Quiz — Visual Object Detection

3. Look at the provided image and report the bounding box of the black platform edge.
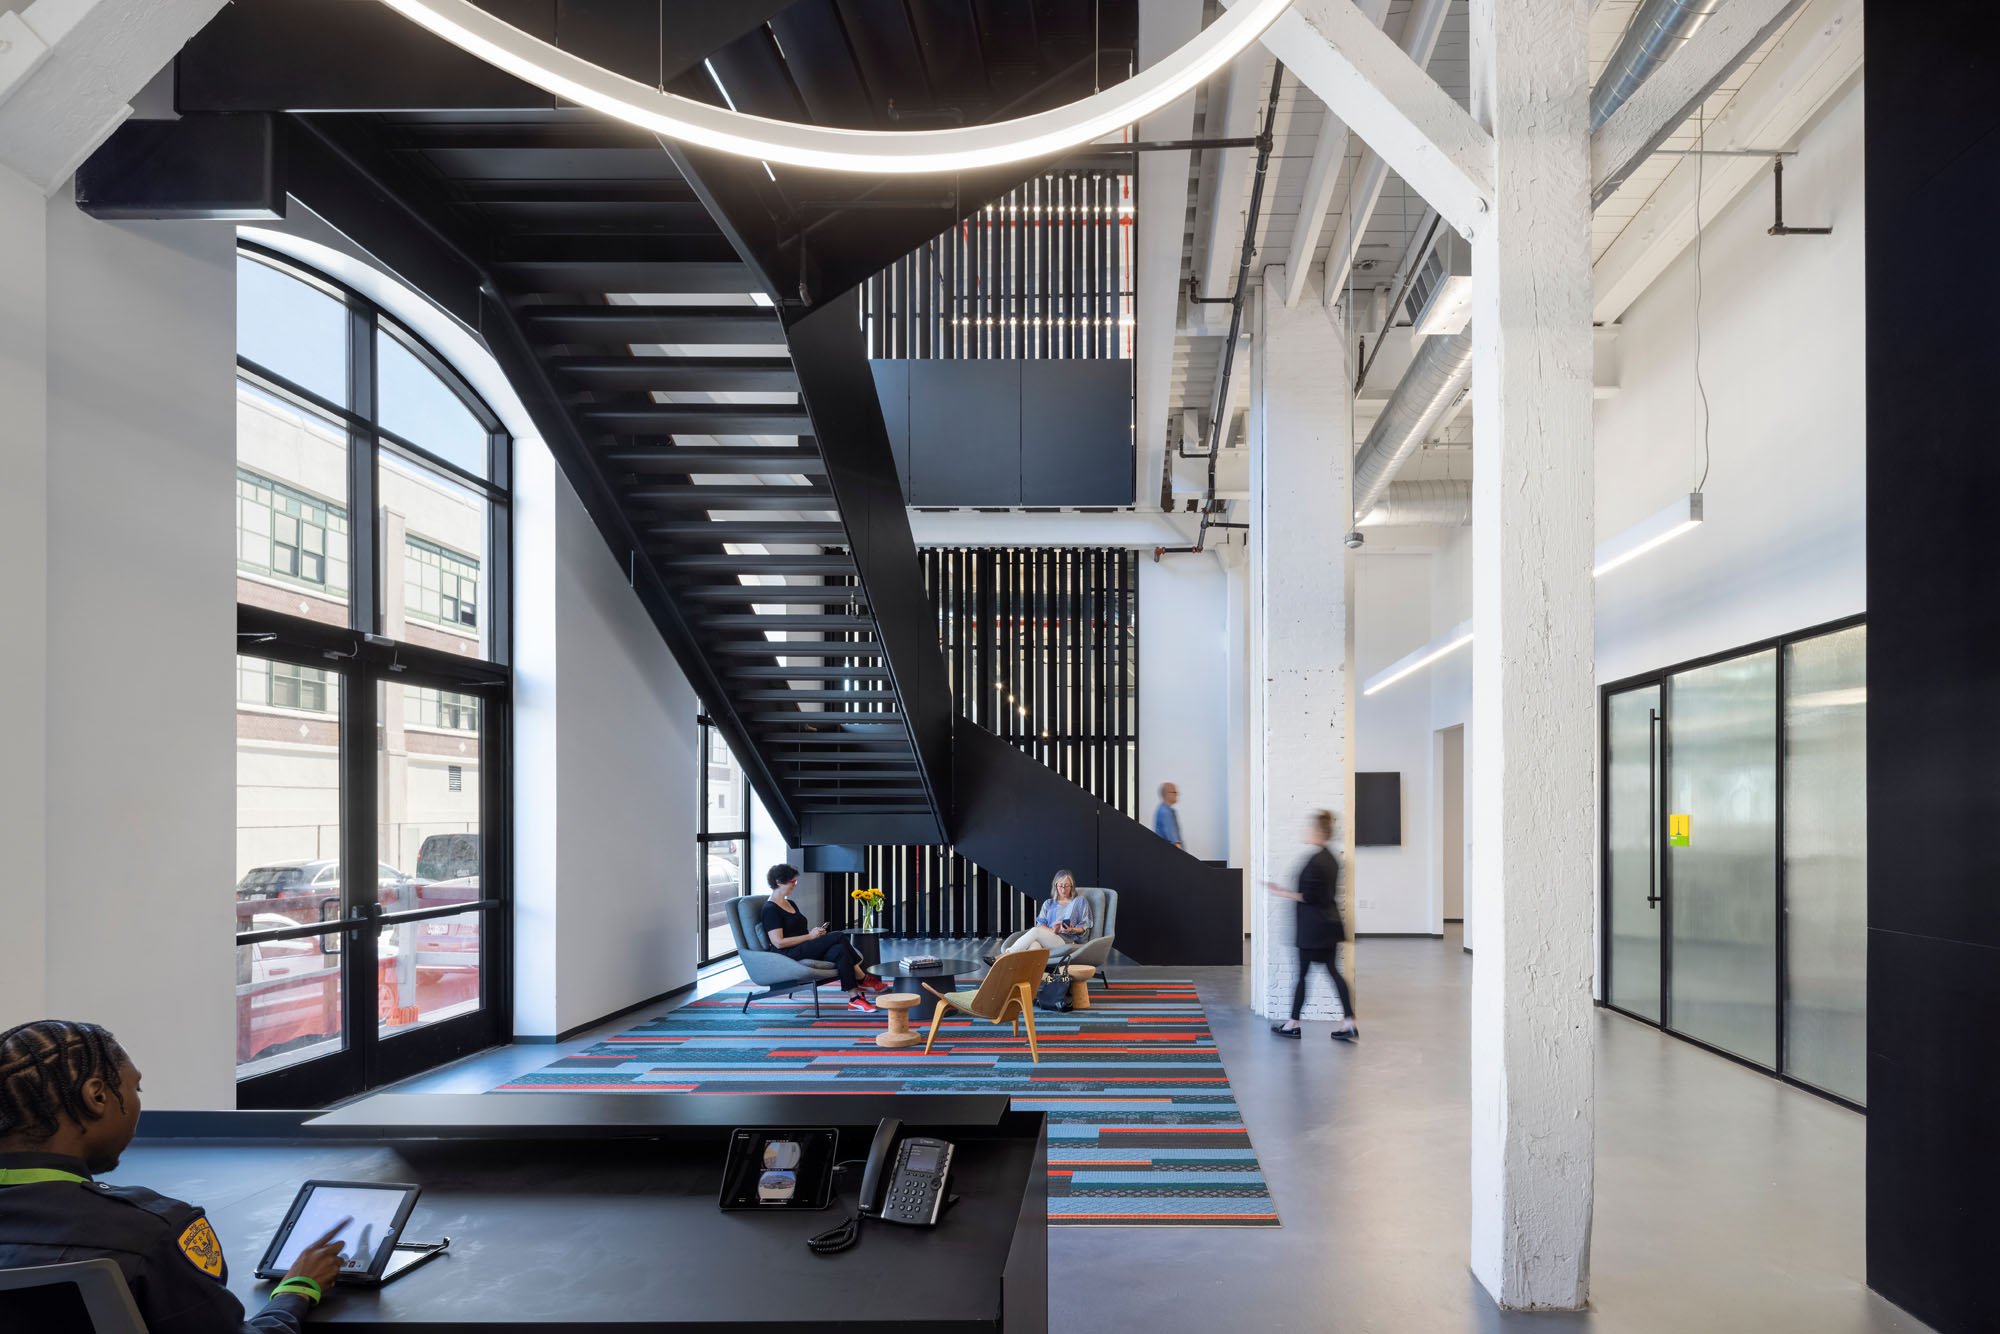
[515,979,700,1044]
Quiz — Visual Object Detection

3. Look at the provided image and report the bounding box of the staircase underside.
[134,0,1244,963]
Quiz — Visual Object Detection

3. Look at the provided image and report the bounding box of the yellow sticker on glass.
[177,1217,226,1278]
[1668,814,1691,848]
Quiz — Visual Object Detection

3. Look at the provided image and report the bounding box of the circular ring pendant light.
[378,0,1291,175]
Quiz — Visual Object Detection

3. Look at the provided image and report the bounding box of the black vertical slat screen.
[842,547,1139,936]
[861,173,1134,360]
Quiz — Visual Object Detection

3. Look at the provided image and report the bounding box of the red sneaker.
[847,995,879,1014]
[863,976,892,993]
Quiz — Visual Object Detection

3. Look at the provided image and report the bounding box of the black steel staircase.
[121,0,1242,961]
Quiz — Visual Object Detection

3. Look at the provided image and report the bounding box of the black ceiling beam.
[604,444,824,473]
[175,0,793,113]
[559,358,800,393]
[522,305,784,346]
[75,114,284,221]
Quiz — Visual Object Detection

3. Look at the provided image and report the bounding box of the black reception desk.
[119,1093,1047,1333]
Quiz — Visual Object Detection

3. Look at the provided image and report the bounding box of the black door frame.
[1596,611,1867,1113]
[234,245,513,1108]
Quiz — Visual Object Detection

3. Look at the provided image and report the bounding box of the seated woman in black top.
[761,864,887,1013]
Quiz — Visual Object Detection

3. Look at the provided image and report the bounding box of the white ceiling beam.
[1133,0,1204,512]
[1273,0,1391,309]
[1318,0,1451,314]
[1592,0,1860,323]
[1238,0,1494,241]
[0,0,226,193]
[1591,0,1809,205]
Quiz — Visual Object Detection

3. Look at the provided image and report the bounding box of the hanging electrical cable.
[1694,103,1712,494]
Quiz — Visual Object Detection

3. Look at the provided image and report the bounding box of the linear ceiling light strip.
[377,0,1292,174]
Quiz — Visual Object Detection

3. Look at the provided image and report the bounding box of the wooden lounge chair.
[920,948,1051,1063]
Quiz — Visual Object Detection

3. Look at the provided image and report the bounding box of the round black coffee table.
[866,956,984,1025]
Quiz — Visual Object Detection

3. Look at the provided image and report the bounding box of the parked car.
[235,908,481,1066]
[414,833,480,908]
[234,860,423,931]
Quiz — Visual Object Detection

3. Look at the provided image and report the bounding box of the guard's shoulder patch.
[176,1216,227,1280]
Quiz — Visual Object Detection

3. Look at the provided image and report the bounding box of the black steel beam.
[76,114,283,220]
[556,358,799,392]
[622,484,831,510]
[522,305,784,345]
[176,0,791,112]
[785,290,957,833]
[495,259,754,293]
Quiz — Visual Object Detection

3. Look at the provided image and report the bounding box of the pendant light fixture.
[376,0,1294,176]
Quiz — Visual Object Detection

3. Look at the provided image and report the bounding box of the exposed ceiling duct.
[1358,479,1471,528]
[1589,0,1722,131]
[1346,0,1714,530]
[1350,331,1472,521]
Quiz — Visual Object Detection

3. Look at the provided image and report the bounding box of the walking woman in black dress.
[1266,809,1359,1041]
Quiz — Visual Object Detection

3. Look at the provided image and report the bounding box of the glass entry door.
[1600,619,1866,1107]
[1604,686,1663,1021]
[1664,651,1780,1066]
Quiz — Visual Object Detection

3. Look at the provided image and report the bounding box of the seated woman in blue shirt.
[1003,870,1092,955]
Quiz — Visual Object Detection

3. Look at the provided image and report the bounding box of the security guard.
[0,1020,347,1333]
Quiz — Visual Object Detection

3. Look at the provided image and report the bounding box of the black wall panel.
[869,359,913,495]
[1020,361,1135,505]
[1355,773,1402,847]
[906,361,1021,505]
[1865,4,2000,1330]
[874,360,1134,506]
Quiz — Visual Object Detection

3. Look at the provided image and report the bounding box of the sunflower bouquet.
[848,884,886,930]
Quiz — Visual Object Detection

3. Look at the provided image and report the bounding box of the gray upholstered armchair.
[727,893,840,1015]
[1001,885,1118,988]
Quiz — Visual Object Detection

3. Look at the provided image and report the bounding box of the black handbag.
[1034,971,1075,1012]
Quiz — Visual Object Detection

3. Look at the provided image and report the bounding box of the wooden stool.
[1066,966,1097,1010]
[876,993,924,1048]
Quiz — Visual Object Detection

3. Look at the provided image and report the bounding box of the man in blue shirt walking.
[1152,781,1183,850]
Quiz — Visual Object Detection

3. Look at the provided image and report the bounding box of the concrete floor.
[391,930,1928,1334]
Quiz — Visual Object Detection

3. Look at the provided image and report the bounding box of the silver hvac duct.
[1357,479,1471,528]
[1590,0,1722,131]
[1351,332,1472,521]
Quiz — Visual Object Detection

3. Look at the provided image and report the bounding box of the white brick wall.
[1247,272,1355,1020]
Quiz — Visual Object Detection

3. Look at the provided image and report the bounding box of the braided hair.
[0,1020,130,1144]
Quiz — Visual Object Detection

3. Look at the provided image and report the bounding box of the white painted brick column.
[1247,269,1355,1020]
[1466,0,1597,1309]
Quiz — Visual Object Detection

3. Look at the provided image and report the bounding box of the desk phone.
[858,1118,955,1227]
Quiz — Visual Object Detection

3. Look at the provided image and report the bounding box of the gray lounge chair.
[1000,885,1118,987]
[727,893,841,1016]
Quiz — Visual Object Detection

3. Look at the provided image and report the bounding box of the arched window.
[231,244,511,1107]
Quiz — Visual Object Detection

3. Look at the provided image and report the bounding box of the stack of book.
[898,955,941,971]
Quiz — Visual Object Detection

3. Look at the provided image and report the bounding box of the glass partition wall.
[1600,617,1867,1108]
[234,245,511,1108]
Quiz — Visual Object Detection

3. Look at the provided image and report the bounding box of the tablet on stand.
[255,1181,430,1287]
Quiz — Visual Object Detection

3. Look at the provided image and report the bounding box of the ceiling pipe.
[1190,62,1285,554]
[1345,0,1713,536]
[1357,479,1471,528]
[1349,332,1472,525]
[1590,0,1722,131]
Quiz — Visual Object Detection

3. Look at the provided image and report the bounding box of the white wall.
[1355,553,1437,934]
[1416,82,1867,956]
[1137,554,1230,860]
[0,165,50,1027]
[1595,83,1866,682]
[41,197,240,1108]
[543,477,700,1035]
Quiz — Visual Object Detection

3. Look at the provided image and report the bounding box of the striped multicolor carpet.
[496,978,1278,1228]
